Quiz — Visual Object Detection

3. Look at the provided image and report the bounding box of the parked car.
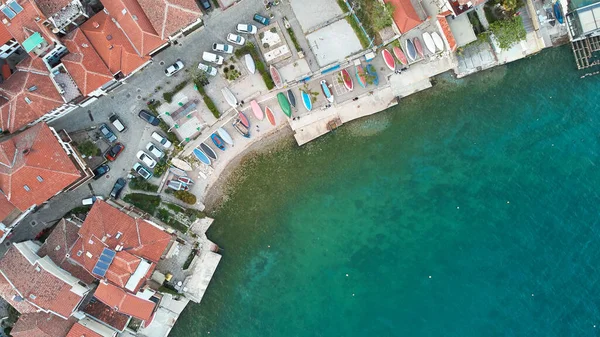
[133,163,153,180]
[236,23,257,34]
[165,60,184,76]
[99,124,117,143]
[253,13,270,25]
[227,33,246,46]
[138,109,160,126]
[146,142,165,158]
[212,43,234,54]
[92,164,110,179]
[202,52,224,65]
[136,151,157,169]
[110,178,126,199]
[151,132,172,149]
[109,114,127,132]
[82,196,103,205]
[105,143,125,161]
[198,62,218,76]
[199,0,211,10]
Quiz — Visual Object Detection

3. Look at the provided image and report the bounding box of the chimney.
[92,21,99,28]
[81,43,88,48]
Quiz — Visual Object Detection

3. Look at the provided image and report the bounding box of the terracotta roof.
[37,219,96,284]
[438,12,457,51]
[0,66,64,133]
[11,313,76,337]
[101,0,167,55]
[83,298,130,331]
[66,322,103,337]
[0,273,38,313]
[34,0,72,18]
[94,281,156,321]
[0,0,55,53]
[60,29,114,96]
[80,11,150,76]
[0,244,85,317]
[137,0,202,39]
[0,123,81,211]
[384,0,423,33]
[0,24,13,46]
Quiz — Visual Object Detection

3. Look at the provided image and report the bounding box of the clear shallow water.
[170,47,600,337]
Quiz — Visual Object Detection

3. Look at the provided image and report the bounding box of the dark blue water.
[170,46,600,336]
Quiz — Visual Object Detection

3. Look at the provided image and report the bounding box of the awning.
[22,32,45,53]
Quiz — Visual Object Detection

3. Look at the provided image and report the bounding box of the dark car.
[110,178,126,199]
[99,123,117,143]
[253,13,270,26]
[199,0,211,10]
[138,109,160,126]
[92,164,110,180]
[105,143,125,161]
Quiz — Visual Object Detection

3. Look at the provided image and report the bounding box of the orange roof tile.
[0,273,38,313]
[384,0,423,33]
[94,282,156,321]
[437,12,457,52]
[0,24,13,46]
[80,11,150,76]
[11,313,76,337]
[66,322,104,337]
[136,0,202,39]
[61,29,114,96]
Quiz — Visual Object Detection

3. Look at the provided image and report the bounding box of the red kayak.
[238,111,250,128]
[382,49,395,71]
[413,37,424,58]
[265,106,276,126]
[341,68,354,91]
[392,46,407,66]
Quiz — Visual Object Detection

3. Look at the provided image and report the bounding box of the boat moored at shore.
[193,148,211,165]
[250,100,264,120]
[200,143,217,160]
[320,80,334,103]
[277,92,292,117]
[232,119,250,138]
[265,106,276,126]
[217,127,234,146]
[300,90,312,111]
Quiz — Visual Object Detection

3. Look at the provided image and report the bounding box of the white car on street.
[151,132,172,149]
[227,33,245,45]
[137,150,157,168]
[236,23,257,34]
[146,142,165,159]
[164,60,184,76]
[82,196,103,205]
[212,43,234,54]
[198,62,218,76]
[202,52,224,65]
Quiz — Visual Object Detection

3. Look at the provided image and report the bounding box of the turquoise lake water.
[170,46,600,336]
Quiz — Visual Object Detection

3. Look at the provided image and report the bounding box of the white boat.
[422,32,436,54]
[244,54,256,74]
[431,32,444,52]
[171,158,193,172]
[221,87,238,108]
[217,127,234,146]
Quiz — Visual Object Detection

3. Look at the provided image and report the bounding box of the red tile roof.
[136,0,202,39]
[0,0,55,54]
[384,0,423,33]
[102,0,167,55]
[0,245,85,318]
[34,0,73,18]
[80,11,151,76]
[94,281,156,321]
[0,123,81,211]
[11,313,76,337]
[66,322,103,337]
[83,298,130,331]
[438,12,457,51]
[0,24,13,46]
[61,30,115,96]
[0,273,38,313]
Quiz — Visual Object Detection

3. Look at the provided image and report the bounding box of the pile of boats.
[167,163,195,191]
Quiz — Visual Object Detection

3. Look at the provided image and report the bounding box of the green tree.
[372,2,394,31]
[77,140,100,157]
[489,16,526,50]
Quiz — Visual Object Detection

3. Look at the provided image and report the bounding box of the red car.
[105,143,125,161]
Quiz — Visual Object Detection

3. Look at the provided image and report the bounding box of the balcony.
[50,64,81,102]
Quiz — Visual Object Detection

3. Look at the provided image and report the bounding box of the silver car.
[236,23,257,34]
[198,62,218,76]
[227,33,245,46]
[165,60,184,76]
[212,43,234,54]
[202,52,224,65]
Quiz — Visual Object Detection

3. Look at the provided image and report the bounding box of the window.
[23,185,30,191]
[1,7,15,20]
[36,175,43,182]
[29,294,36,299]
[24,97,31,104]
[116,232,122,239]
[8,1,22,14]
[77,250,83,257]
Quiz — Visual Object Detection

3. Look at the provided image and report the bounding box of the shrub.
[201,91,220,118]
[174,191,197,204]
[156,208,188,232]
[489,16,526,49]
[287,28,301,52]
[77,140,100,157]
[336,0,349,13]
[153,157,169,177]
[123,193,161,214]
[163,92,173,103]
[128,177,159,192]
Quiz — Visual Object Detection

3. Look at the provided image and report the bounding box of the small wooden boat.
[238,111,250,128]
[178,176,194,185]
[341,69,353,91]
[405,39,417,61]
[382,49,395,71]
[300,90,312,111]
[554,2,563,24]
[217,127,234,146]
[320,80,334,103]
[221,87,237,108]
[287,89,296,108]
[232,119,250,138]
[413,37,424,58]
[193,148,211,165]
[200,143,217,160]
[392,46,407,66]
[265,106,276,126]
[169,166,188,177]
[422,32,435,54]
[431,32,444,52]
[211,133,226,150]
[250,100,264,120]
[244,54,256,74]
[277,92,291,117]
[167,180,189,191]
[270,65,283,89]
[355,65,367,88]
[366,64,379,86]
[171,158,192,172]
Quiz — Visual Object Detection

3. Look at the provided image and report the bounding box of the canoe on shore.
[320,80,334,103]
[554,2,563,24]
[238,111,250,128]
[431,32,444,52]
[356,65,367,88]
[171,158,192,171]
[232,119,250,138]
[277,92,292,117]
[382,49,395,71]
[221,87,238,108]
[423,32,435,54]
[200,143,217,160]
[217,127,234,146]
[193,148,211,165]
[366,64,379,86]
[393,46,407,65]
[167,180,189,191]
[178,176,194,185]
[250,100,264,120]
[413,37,424,58]
[265,106,276,126]
[211,133,226,150]
[300,90,312,111]
[341,69,353,91]
[169,166,188,177]
[405,39,417,61]
[244,54,256,74]
[287,89,296,108]
[270,65,283,89]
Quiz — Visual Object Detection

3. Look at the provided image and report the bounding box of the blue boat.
[300,90,312,111]
[193,148,211,165]
[320,80,334,103]
[405,39,417,62]
[553,2,563,24]
[366,64,379,86]
[232,119,250,138]
[211,133,225,150]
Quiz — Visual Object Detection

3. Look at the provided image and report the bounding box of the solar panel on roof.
[92,248,116,277]
[1,7,15,19]
[8,1,22,14]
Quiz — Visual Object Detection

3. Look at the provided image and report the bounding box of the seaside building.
[566,0,600,69]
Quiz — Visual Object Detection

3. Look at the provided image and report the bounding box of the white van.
[202,52,224,65]
[109,114,127,132]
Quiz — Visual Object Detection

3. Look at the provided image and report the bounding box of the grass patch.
[128,177,158,192]
[162,81,188,103]
[156,208,189,233]
[195,82,220,118]
[77,140,101,157]
[336,0,349,13]
[164,202,185,213]
[234,43,275,90]
[286,28,301,52]
[346,17,370,49]
[123,193,161,214]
